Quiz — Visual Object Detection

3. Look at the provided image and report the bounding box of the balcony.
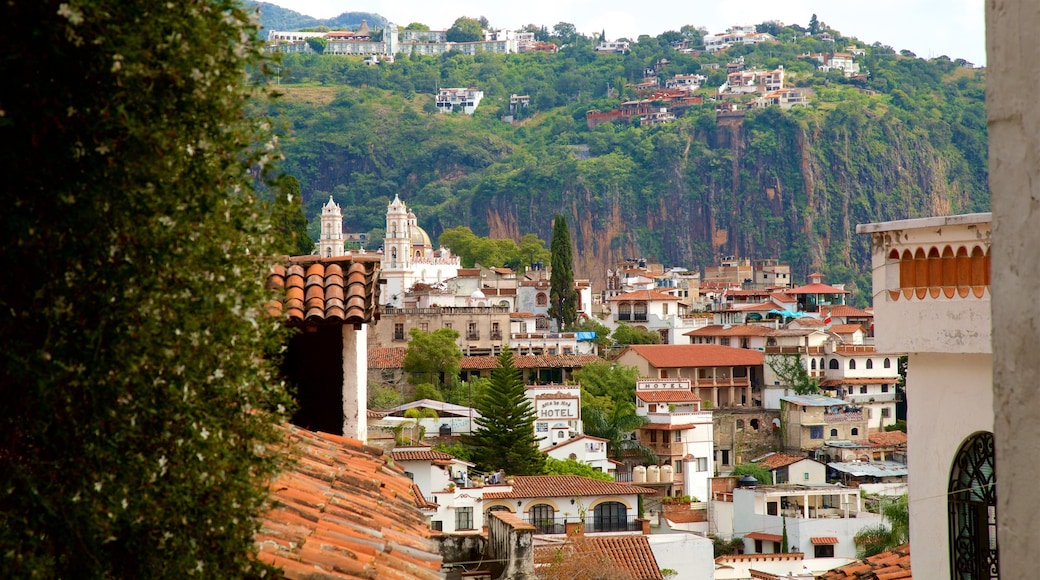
[618,314,649,322]
[490,331,503,340]
[845,393,899,404]
[467,332,480,341]
[824,411,864,423]
[764,346,824,355]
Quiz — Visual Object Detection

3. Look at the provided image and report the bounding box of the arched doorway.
[949,431,998,579]
[593,501,627,532]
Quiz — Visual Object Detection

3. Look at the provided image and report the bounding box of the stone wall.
[713,409,782,468]
[486,511,536,580]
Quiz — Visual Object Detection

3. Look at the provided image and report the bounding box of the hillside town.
[245,182,996,580]
[15,3,1021,579]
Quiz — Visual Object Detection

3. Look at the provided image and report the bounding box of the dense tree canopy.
[402,328,463,388]
[446,16,483,42]
[1,0,292,575]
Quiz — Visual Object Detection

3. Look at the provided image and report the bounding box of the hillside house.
[617,344,765,408]
[780,395,868,453]
[436,87,484,114]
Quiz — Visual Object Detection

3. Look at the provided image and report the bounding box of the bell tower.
[318,195,344,257]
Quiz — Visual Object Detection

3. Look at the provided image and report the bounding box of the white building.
[317,195,345,257]
[435,87,484,115]
[634,378,715,500]
[542,434,614,475]
[733,484,881,559]
[525,384,582,445]
[857,213,993,577]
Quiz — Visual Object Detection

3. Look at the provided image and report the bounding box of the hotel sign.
[637,378,692,391]
[536,397,579,419]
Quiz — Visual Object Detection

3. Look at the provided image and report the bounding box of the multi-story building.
[617,344,765,408]
[633,378,715,500]
[779,394,868,452]
[856,213,993,577]
[435,87,484,114]
[525,384,582,445]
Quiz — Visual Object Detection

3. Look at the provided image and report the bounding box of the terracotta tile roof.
[829,324,866,334]
[482,475,656,499]
[811,536,839,545]
[786,283,850,295]
[793,317,826,327]
[511,311,536,318]
[636,390,701,403]
[743,532,783,543]
[662,509,705,524]
[257,426,442,580]
[827,305,874,318]
[460,354,603,370]
[716,553,803,564]
[684,324,774,337]
[868,431,908,447]
[391,449,457,462]
[621,344,764,368]
[534,535,663,580]
[266,255,381,325]
[821,544,911,579]
[755,453,810,470]
[368,347,407,369]
[606,289,683,302]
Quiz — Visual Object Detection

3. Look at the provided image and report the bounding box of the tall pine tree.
[549,214,578,330]
[466,349,545,475]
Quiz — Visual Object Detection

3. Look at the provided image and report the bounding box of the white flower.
[57,3,84,25]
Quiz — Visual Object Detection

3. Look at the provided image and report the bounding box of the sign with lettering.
[637,378,692,391]
[536,397,579,419]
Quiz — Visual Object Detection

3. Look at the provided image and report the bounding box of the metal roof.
[780,394,849,406]
[827,461,908,478]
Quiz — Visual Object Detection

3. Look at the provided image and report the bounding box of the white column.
[342,323,368,441]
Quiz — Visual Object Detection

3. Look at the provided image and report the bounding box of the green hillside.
[256,21,987,305]
[247,2,386,32]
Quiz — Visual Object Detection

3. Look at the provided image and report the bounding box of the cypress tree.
[549,214,578,330]
[466,349,545,475]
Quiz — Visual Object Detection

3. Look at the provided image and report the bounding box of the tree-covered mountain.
[256,21,987,305]
[246,2,386,32]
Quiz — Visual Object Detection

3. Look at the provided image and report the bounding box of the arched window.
[486,504,511,521]
[528,504,556,534]
[750,419,760,431]
[866,359,874,369]
[390,247,397,268]
[325,247,332,258]
[849,359,857,370]
[830,428,838,438]
[829,359,840,370]
[593,502,627,532]
[811,359,817,370]
[819,358,825,370]
[884,358,892,369]
[949,432,998,579]
[536,293,548,307]
[851,428,859,436]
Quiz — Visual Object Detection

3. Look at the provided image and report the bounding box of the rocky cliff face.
[475,108,987,301]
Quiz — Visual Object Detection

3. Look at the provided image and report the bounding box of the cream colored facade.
[857,213,992,578]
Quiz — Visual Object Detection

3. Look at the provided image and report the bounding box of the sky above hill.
[263,0,986,65]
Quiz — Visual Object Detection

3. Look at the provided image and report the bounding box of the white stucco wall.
[647,533,715,580]
[342,324,367,441]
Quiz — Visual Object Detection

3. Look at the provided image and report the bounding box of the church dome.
[410,225,432,249]
[471,289,486,299]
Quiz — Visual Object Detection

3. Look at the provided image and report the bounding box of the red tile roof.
[811,536,839,545]
[829,324,866,334]
[636,390,701,403]
[756,453,811,470]
[482,475,656,499]
[621,344,764,368]
[391,449,457,462]
[534,535,663,580]
[821,543,911,579]
[827,305,874,318]
[786,283,850,295]
[606,290,683,302]
[368,347,407,369]
[868,431,908,447]
[743,532,783,542]
[257,426,442,580]
[715,553,804,564]
[684,325,774,337]
[266,255,381,325]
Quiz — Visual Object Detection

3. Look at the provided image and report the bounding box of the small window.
[860,386,868,394]
[811,359,817,370]
[849,359,857,370]
[830,428,838,438]
[851,428,860,436]
[866,359,874,369]
[720,337,731,346]
[650,431,657,443]
[755,539,764,553]
[675,460,683,473]
[393,323,405,341]
[829,359,839,370]
[456,507,473,530]
[882,384,890,393]
[810,426,823,439]
[431,521,443,531]
[696,457,708,472]
[674,431,681,442]
[421,322,429,332]
[883,358,892,369]
[882,407,892,418]
[803,472,810,480]
[536,293,548,306]
[721,449,730,465]
[736,420,745,430]
[814,544,835,558]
